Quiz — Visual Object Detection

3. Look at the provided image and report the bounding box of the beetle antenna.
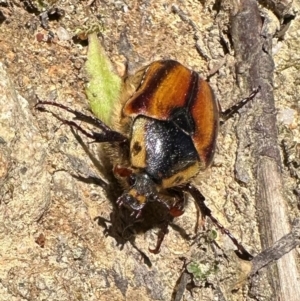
[35,101,127,143]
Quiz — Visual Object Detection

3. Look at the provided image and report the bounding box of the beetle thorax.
[129,116,200,188]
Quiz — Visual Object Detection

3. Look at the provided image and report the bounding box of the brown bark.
[260,0,293,18]
[251,218,300,275]
[231,0,300,300]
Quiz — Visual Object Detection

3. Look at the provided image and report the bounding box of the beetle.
[36,59,259,258]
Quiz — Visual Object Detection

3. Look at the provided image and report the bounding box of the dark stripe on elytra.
[169,70,198,135]
[185,71,199,110]
[183,71,199,133]
[130,60,178,112]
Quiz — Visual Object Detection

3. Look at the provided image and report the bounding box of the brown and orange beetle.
[36,60,259,259]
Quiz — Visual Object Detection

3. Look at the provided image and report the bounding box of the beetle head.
[117,173,158,212]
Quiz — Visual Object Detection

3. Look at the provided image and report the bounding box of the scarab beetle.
[36,59,258,258]
[118,60,218,207]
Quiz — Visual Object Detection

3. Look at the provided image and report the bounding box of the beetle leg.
[220,87,260,124]
[148,219,170,254]
[183,183,253,261]
[113,165,133,178]
[148,190,187,254]
[148,194,186,254]
[165,189,186,217]
[35,101,127,143]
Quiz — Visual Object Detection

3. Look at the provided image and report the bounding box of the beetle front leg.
[35,101,127,143]
[183,183,253,261]
[148,219,170,254]
[148,189,187,253]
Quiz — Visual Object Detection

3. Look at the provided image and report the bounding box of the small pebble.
[56,27,71,41]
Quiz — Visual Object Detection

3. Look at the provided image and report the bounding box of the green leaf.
[187,262,203,280]
[85,32,122,126]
